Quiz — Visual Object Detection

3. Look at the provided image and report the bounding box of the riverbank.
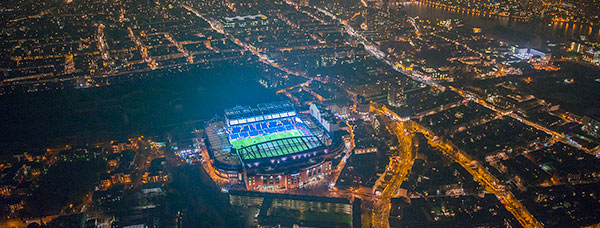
[404,1,600,44]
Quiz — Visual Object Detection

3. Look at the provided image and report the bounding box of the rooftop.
[236,136,322,161]
[230,190,350,204]
[224,101,296,126]
[223,14,268,22]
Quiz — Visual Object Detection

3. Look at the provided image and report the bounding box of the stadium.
[204,101,346,191]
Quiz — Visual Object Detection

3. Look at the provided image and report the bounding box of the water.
[402,2,600,120]
[403,2,600,45]
[0,65,279,154]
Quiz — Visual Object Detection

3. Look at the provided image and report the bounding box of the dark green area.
[0,65,278,155]
[25,158,106,216]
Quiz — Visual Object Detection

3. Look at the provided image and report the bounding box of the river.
[403,2,600,46]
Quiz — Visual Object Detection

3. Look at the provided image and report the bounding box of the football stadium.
[204,101,346,191]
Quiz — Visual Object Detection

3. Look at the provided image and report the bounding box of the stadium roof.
[225,101,296,126]
[236,136,322,161]
[205,121,241,166]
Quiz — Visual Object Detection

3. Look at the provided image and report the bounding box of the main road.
[369,105,416,228]
[182,4,312,81]
[288,3,546,226]
[312,2,584,158]
[370,103,544,228]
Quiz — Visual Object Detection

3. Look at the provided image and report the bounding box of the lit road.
[292,3,563,226]
[330,121,355,186]
[164,32,194,64]
[127,27,157,70]
[179,3,569,227]
[132,139,154,189]
[411,100,463,119]
[430,33,484,57]
[199,147,232,186]
[310,6,445,91]
[189,132,233,186]
[96,24,111,61]
[182,4,311,81]
[0,216,55,228]
[370,103,544,228]
[370,105,416,228]
[447,86,586,153]
[276,80,323,105]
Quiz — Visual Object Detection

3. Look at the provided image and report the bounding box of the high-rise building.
[309,103,340,133]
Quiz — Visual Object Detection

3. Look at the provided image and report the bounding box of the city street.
[371,103,544,228]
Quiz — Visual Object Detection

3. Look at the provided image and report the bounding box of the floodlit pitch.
[230,129,305,149]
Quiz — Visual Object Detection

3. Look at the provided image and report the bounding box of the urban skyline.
[1,0,600,227]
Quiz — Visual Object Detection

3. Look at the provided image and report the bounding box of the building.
[387,87,406,107]
[142,158,168,184]
[220,14,269,29]
[229,190,360,227]
[355,147,377,155]
[569,41,587,53]
[309,103,340,132]
[328,104,352,119]
[205,101,345,191]
[583,48,600,65]
[583,116,600,138]
[111,141,136,153]
[389,195,521,227]
[512,46,552,63]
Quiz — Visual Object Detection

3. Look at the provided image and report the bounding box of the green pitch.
[230,130,305,149]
